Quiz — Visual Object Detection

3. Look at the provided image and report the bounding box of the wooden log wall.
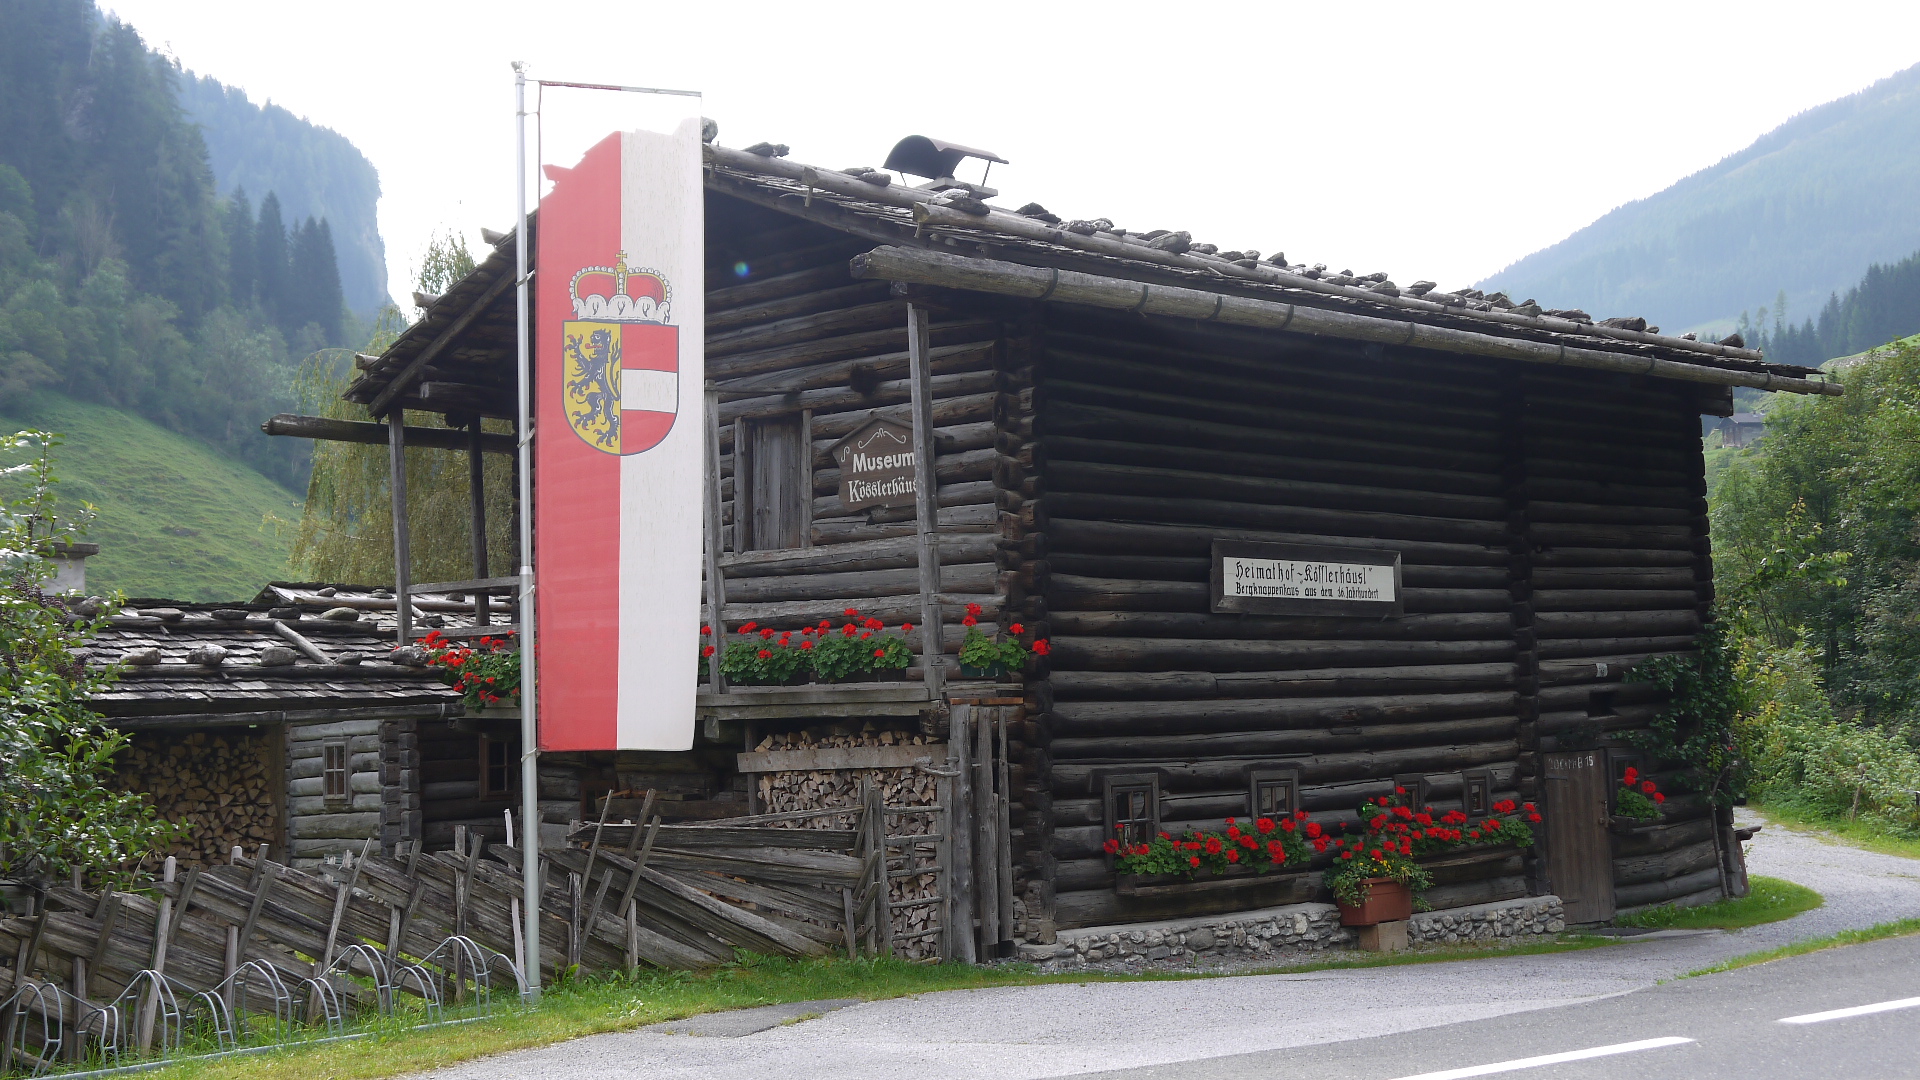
[1019,308,1722,930]
[700,199,1026,664]
[1514,369,1725,911]
[113,730,282,867]
[281,717,388,864]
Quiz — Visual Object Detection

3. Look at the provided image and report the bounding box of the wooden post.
[996,708,1015,952]
[907,305,945,698]
[468,420,490,626]
[388,410,412,645]
[703,387,728,693]
[936,770,955,962]
[136,856,176,1052]
[973,704,999,955]
[946,705,976,963]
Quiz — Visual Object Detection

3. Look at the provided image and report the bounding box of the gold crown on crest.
[568,252,672,324]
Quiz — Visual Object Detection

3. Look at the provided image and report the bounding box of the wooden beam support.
[907,305,945,698]
[388,411,412,646]
[468,420,491,626]
[263,414,516,454]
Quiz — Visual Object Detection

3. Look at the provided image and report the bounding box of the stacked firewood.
[752,726,944,959]
[114,730,278,865]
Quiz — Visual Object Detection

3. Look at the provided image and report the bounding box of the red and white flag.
[534,122,704,751]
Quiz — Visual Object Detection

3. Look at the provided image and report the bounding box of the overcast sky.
[103,1,1920,312]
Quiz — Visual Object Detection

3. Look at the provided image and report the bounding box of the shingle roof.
[83,584,497,717]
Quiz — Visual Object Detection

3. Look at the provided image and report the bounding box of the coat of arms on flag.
[563,253,679,455]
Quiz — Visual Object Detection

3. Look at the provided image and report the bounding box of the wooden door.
[1542,750,1615,923]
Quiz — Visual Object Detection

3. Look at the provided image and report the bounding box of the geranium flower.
[740,621,758,634]
[1102,838,1119,854]
[699,625,710,635]
[1204,836,1223,854]
[1394,786,1406,795]
[1239,835,1258,849]
[873,648,886,658]
[702,645,715,657]
[966,602,983,617]
[1032,640,1051,655]
[962,615,977,627]
[1226,849,1240,863]
[1009,622,1024,634]
[1641,780,1657,794]
[845,607,860,618]
[760,628,775,639]
[1341,850,1354,860]
[1305,822,1322,838]
[757,649,772,660]
[1255,817,1275,834]
[1313,838,1328,852]
[1189,855,1202,868]
[800,641,814,650]
[1623,766,1639,785]
[1529,812,1543,821]
[901,623,913,632]
[1651,793,1665,804]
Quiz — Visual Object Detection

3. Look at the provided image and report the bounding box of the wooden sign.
[1209,539,1402,617]
[830,417,917,511]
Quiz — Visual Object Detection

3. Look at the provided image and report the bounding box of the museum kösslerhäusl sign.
[830,417,917,511]
[1209,539,1403,617]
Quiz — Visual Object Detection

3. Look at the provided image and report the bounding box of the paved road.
[1081,931,1920,1079]
[421,813,1920,1080]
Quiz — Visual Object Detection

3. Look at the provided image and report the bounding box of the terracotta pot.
[1336,877,1413,925]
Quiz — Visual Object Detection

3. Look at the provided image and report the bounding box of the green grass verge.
[1751,802,1920,861]
[1616,875,1822,930]
[112,937,1609,1080]
[1685,917,1920,978]
[0,391,301,601]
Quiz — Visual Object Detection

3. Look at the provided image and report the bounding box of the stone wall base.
[1016,895,1565,969]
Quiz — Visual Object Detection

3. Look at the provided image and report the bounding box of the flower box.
[1608,815,1662,836]
[815,667,907,684]
[1115,867,1312,900]
[466,704,522,721]
[1336,877,1413,926]
[959,661,1007,679]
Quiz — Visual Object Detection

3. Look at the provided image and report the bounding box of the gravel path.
[420,812,1920,1080]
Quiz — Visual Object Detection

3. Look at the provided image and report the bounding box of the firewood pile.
[751,726,944,959]
[114,730,278,866]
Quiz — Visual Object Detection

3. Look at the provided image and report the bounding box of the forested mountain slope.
[1481,63,1920,335]
[182,76,386,317]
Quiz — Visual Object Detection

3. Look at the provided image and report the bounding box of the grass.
[1615,875,1823,930]
[0,391,301,601]
[1684,917,1920,978]
[1750,801,1920,861]
[109,937,1612,1080]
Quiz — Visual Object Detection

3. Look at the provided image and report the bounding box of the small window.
[1101,773,1160,849]
[1587,689,1620,719]
[1249,769,1299,819]
[1394,773,1431,809]
[323,742,349,800]
[735,413,811,551]
[479,734,518,799]
[1462,770,1493,817]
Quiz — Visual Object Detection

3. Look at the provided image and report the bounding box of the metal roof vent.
[884,136,1007,197]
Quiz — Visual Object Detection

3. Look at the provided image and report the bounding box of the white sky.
[105,0,1920,311]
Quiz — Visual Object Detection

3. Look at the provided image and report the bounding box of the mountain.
[1480,63,1920,336]
[180,76,387,317]
[0,391,298,601]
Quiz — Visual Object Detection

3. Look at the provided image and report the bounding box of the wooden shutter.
[736,413,810,551]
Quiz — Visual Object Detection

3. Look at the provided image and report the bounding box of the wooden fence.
[0,790,947,1076]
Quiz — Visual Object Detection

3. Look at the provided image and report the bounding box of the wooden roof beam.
[851,245,1843,398]
[365,265,517,417]
[262,414,515,453]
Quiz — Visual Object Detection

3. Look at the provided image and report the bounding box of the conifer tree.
[254,191,289,331]
[223,186,254,307]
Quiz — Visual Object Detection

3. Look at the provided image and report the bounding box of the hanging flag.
[534,121,704,751]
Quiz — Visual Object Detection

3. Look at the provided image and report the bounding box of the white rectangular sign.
[1210,540,1403,617]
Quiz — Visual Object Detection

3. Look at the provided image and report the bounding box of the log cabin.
[265,131,1837,944]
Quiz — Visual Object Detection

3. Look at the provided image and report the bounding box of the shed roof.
[339,137,1838,421]
[85,585,488,720]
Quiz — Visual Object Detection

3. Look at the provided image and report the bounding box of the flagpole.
[511,59,542,1004]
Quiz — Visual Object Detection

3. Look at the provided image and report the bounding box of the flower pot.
[1336,877,1413,926]
[959,661,1007,679]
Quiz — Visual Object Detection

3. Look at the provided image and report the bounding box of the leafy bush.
[419,629,520,710]
[0,431,178,882]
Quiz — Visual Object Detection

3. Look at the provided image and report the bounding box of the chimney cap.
[883,136,1007,181]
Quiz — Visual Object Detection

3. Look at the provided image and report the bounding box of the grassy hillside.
[0,392,299,601]
[1480,62,1920,335]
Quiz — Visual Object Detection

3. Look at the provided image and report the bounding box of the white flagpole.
[512,59,542,1003]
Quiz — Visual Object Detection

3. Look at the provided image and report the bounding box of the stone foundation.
[1407,896,1564,943]
[1016,902,1353,967]
[1015,894,1566,969]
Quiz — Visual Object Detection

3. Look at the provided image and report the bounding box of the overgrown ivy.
[1627,619,1747,808]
